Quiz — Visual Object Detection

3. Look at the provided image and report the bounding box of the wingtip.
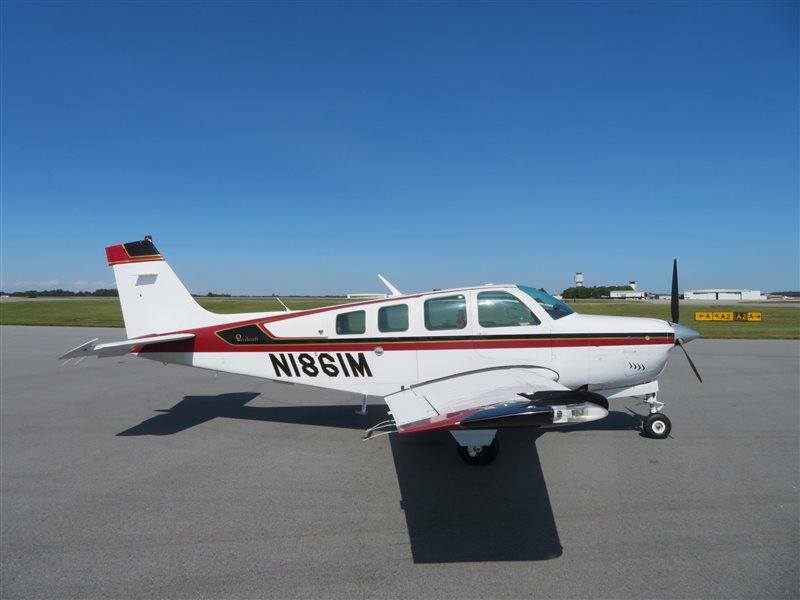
[59,338,100,360]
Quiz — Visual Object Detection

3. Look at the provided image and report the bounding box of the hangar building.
[685,289,763,301]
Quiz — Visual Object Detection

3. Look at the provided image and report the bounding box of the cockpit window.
[518,285,575,320]
[478,291,540,327]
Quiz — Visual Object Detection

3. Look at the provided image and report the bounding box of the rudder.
[106,237,215,338]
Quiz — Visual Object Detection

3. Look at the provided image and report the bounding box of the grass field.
[567,300,799,340]
[0,297,358,329]
[1,297,798,339]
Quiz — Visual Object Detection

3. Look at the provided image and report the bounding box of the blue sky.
[2,1,797,295]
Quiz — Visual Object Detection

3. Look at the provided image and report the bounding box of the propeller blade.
[671,258,680,324]
[676,339,703,383]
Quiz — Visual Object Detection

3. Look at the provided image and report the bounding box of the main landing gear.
[451,430,499,465]
[458,438,499,466]
[642,393,671,439]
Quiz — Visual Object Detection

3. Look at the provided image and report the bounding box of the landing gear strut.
[642,393,671,439]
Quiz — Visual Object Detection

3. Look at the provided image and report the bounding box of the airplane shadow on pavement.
[116,392,383,436]
[389,429,562,562]
[117,393,645,563]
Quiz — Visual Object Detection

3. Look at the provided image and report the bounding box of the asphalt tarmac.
[1,326,798,599]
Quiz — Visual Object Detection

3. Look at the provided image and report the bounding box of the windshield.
[518,285,575,320]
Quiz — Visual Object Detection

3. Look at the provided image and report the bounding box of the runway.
[1,326,798,598]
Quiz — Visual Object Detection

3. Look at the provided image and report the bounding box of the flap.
[384,366,566,431]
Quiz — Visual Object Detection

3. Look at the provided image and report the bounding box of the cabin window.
[424,295,467,331]
[378,304,408,332]
[336,310,366,335]
[478,291,541,328]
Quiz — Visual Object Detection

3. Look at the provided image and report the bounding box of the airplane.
[61,237,701,465]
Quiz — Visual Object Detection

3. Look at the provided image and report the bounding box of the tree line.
[0,289,119,297]
[560,285,634,299]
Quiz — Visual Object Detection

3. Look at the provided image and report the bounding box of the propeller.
[669,259,703,383]
[671,258,680,325]
[675,338,703,383]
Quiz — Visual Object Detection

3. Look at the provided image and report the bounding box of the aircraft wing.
[59,333,196,360]
[383,367,608,434]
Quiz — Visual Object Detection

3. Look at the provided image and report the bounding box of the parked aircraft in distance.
[62,238,701,464]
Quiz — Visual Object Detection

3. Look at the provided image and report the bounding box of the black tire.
[457,437,499,465]
[643,413,672,439]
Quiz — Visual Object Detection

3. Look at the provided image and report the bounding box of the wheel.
[457,437,499,465]
[643,413,672,439]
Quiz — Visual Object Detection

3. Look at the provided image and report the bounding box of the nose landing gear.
[643,412,672,439]
[642,393,671,439]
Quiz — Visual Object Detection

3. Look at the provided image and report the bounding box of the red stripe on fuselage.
[139,328,674,354]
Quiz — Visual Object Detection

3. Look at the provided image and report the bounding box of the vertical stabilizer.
[106,238,214,338]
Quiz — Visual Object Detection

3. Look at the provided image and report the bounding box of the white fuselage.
[139,284,675,398]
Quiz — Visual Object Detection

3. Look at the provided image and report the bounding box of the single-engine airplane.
[62,237,701,465]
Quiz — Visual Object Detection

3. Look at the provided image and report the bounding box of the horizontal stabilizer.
[59,333,195,360]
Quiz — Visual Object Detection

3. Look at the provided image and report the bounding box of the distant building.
[575,273,584,288]
[685,289,763,301]
[346,293,387,299]
[610,289,645,299]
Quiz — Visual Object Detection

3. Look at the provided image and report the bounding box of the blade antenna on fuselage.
[378,274,402,297]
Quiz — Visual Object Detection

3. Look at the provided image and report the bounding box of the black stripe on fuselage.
[215,325,673,346]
